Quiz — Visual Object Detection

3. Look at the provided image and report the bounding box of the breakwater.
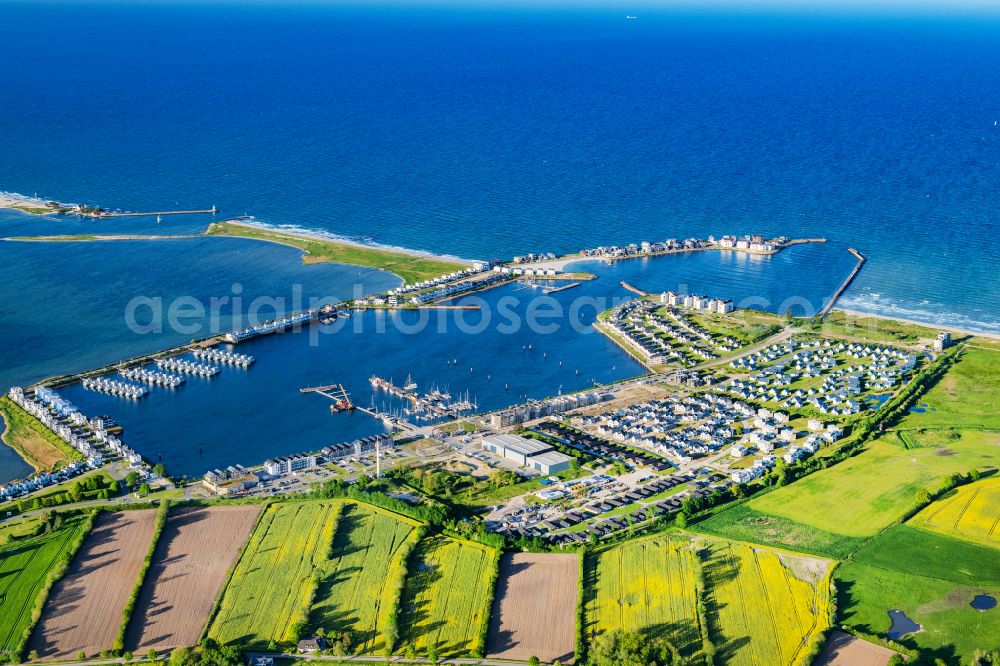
[820,248,867,318]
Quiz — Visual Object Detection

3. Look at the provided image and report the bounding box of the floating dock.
[155,357,220,377]
[192,347,254,367]
[301,383,353,412]
[82,377,148,399]
[119,366,184,388]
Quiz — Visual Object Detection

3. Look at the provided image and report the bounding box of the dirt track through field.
[486,552,578,663]
[30,510,157,659]
[126,505,261,651]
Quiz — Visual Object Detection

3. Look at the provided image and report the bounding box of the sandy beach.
[834,308,1000,342]
[0,191,58,213]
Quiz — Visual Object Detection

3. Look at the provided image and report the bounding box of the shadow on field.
[397,539,450,652]
[699,546,749,665]
[307,506,376,651]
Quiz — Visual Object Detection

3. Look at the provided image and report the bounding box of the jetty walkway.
[84,207,217,219]
[820,248,866,318]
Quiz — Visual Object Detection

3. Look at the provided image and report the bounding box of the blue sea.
[1,1,998,480]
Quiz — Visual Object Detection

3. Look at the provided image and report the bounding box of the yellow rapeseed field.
[208,501,342,646]
[309,502,421,654]
[587,535,701,654]
[911,477,1000,546]
[703,541,831,666]
[398,535,498,656]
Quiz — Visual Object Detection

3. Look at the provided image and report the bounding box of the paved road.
[248,653,534,665]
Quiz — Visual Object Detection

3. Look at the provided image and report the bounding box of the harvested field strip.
[0,513,92,655]
[207,502,341,647]
[910,477,1000,546]
[309,502,420,654]
[127,505,261,651]
[703,541,829,666]
[486,552,579,663]
[398,535,498,657]
[586,535,700,655]
[29,510,157,659]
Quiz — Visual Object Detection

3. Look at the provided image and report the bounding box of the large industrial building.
[481,434,573,474]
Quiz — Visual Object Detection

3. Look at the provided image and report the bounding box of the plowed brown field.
[126,505,261,651]
[30,510,157,659]
[486,552,578,663]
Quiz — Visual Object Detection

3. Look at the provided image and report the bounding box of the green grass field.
[0,513,91,654]
[835,509,1000,663]
[747,431,999,538]
[799,311,944,344]
[309,502,421,654]
[693,502,867,560]
[703,540,832,666]
[208,501,342,647]
[688,309,782,347]
[910,477,1000,546]
[852,525,1000,587]
[397,535,498,657]
[836,561,1000,662]
[900,347,1000,432]
[205,222,467,285]
[585,535,702,656]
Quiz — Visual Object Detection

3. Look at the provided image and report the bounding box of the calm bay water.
[0,2,998,479]
[36,242,846,479]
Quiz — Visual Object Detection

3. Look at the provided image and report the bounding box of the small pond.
[887,610,922,639]
[971,595,997,612]
[869,393,892,410]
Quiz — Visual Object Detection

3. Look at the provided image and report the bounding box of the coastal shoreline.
[0,191,62,216]
[211,218,477,267]
[832,308,1000,342]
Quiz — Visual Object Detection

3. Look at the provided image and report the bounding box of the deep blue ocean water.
[1,2,998,479]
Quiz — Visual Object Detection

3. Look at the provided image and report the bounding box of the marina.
[369,375,478,421]
[1,241,857,479]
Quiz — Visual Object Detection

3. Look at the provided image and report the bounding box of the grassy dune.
[205,222,467,285]
[900,347,1000,431]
